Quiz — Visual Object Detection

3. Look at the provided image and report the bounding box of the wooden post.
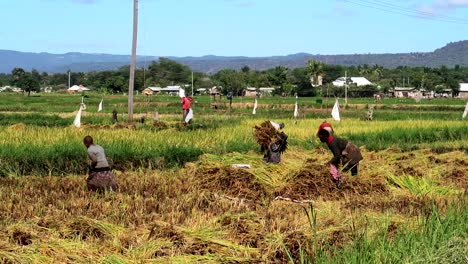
[128,0,138,122]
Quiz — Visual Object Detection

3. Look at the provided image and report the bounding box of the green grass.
[0,117,466,176]
[344,125,468,151]
[308,199,468,264]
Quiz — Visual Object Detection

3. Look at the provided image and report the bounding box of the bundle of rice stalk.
[253,121,288,153]
[65,217,123,241]
[253,121,277,149]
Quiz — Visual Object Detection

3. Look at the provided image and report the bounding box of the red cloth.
[327,135,334,145]
[317,121,333,135]
[181,97,191,110]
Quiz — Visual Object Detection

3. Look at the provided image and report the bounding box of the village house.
[142,87,162,95]
[332,77,373,87]
[160,85,182,95]
[209,86,221,96]
[458,83,468,99]
[67,84,90,94]
[393,87,420,98]
[244,87,275,97]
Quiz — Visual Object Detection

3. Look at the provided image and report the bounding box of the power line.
[364,0,468,23]
[342,0,468,25]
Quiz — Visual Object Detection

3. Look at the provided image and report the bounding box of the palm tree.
[371,65,384,82]
[306,59,325,87]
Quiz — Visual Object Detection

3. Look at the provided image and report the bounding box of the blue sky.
[1,0,467,56]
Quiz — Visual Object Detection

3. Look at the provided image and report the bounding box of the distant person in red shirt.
[181,96,193,123]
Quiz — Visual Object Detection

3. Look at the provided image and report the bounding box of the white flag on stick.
[463,102,468,119]
[98,99,103,112]
[331,98,340,121]
[252,98,258,115]
[179,88,185,98]
[293,101,299,118]
[73,106,82,128]
[80,96,86,110]
[185,108,193,123]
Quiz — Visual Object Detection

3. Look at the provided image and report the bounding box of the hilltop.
[1,40,467,73]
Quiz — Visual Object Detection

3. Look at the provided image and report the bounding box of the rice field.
[0,93,467,263]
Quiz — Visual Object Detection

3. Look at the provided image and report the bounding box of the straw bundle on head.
[253,121,288,153]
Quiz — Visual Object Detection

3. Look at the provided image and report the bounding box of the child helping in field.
[83,135,118,192]
[317,126,363,187]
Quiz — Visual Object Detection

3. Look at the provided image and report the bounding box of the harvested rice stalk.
[253,121,288,163]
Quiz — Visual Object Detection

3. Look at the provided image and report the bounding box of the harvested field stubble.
[275,156,388,201]
[0,145,466,262]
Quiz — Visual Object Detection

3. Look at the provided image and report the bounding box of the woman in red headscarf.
[317,121,362,188]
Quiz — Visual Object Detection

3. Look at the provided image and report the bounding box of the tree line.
[1,58,467,97]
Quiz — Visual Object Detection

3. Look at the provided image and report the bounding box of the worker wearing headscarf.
[83,136,118,192]
[317,120,334,136]
[317,125,363,187]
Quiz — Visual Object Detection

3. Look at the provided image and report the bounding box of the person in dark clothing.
[227,91,233,108]
[254,121,288,164]
[318,128,363,180]
[263,132,288,163]
[112,109,118,123]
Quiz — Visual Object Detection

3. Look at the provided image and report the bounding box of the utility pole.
[191,71,194,96]
[345,70,348,104]
[128,0,138,122]
[68,71,71,89]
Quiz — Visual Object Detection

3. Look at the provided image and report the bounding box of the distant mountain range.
[1,40,467,74]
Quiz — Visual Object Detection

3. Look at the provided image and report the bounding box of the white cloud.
[418,0,468,16]
[333,3,356,16]
[72,0,98,4]
[224,0,255,8]
[435,0,468,9]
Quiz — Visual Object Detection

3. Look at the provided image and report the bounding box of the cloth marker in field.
[331,98,340,121]
[252,98,258,115]
[185,108,194,123]
[80,96,86,110]
[73,105,82,128]
[293,95,299,118]
[463,102,468,119]
[98,98,103,112]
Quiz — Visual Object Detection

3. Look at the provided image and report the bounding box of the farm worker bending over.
[317,127,363,187]
[83,135,118,192]
[253,120,288,164]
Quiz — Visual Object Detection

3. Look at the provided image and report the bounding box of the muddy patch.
[444,168,468,189]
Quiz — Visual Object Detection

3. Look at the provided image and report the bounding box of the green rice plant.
[299,198,468,264]
[344,125,468,151]
[385,174,461,196]
[0,116,466,176]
